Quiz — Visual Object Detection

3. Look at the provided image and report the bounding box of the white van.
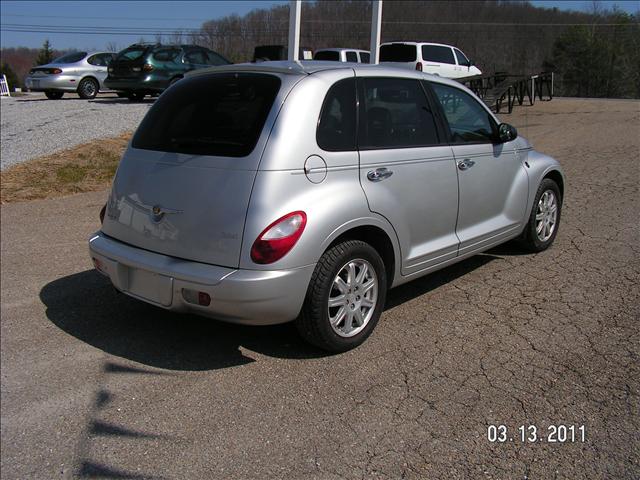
[379,42,481,79]
[314,48,370,63]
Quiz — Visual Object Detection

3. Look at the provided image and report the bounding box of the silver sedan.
[25,51,116,99]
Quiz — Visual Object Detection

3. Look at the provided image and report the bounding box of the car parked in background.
[105,44,231,101]
[380,42,482,78]
[253,45,313,62]
[25,51,116,99]
[313,48,370,63]
[89,62,563,352]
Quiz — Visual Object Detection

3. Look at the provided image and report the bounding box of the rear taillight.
[142,63,154,72]
[108,67,114,73]
[416,62,423,72]
[99,204,106,224]
[250,211,307,264]
[50,68,62,74]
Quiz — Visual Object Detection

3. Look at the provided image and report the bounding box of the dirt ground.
[1,98,638,479]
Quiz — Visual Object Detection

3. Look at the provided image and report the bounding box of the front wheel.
[519,178,562,252]
[77,78,98,99]
[296,240,387,352]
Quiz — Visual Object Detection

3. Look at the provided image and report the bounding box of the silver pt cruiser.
[89,62,564,352]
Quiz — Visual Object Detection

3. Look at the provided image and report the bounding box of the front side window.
[430,82,496,143]
[316,78,356,151]
[206,51,230,66]
[345,51,358,63]
[421,45,455,65]
[359,78,439,149]
[132,73,281,157]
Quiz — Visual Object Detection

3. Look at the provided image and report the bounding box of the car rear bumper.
[88,231,314,325]
[25,74,80,92]
[104,77,168,92]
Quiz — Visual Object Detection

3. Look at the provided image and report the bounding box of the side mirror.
[498,123,518,143]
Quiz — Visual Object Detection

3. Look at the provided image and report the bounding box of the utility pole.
[288,0,301,61]
[369,0,383,64]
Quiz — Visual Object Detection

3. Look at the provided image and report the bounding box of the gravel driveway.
[1,98,638,479]
[0,93,152,171]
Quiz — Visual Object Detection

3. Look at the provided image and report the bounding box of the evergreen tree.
[35,39,54,65]
[0,61,20,90]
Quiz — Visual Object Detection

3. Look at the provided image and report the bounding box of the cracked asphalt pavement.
[1,98,638,479]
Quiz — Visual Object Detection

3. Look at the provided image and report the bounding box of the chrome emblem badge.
[150,204,183,223]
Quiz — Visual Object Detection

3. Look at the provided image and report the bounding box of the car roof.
[189,60,466,88]
[315,48,370,53]
[381,42,457,49]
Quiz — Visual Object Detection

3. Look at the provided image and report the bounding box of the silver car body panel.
[90,61,564,324]
[25,51,113,92]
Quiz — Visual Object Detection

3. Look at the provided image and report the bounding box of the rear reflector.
[182,289,211,306]
[142,63,154,72]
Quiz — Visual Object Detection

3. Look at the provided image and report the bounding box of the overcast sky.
[1,0,637,50]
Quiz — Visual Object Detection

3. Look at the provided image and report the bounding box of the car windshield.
[380,44,417,62]
[132,73,281,157]
[116,47,149,61]
[51,52,87,64]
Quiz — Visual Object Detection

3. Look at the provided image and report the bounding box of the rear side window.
[454,48,470,66]
[87,54,107,66]
[152,48,180,62]
[52,51,87,64]
[430,82,496,143]
[359,52,370,63]
[379,44,417,62]
[317,78,357,151]
[345,51,358,63]
[421,45,455,65]
[359,78,439,149]
[132,73,281,157]
[314,51,340,61]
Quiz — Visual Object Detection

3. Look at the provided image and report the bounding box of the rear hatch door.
[109,45,151,78]
[101,72,288,268]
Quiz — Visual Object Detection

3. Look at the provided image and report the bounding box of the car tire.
[127,92,145,102]
[44,91,64,100]
[77,78,99,99]
[519,178,562,252]
[296,240,387,352]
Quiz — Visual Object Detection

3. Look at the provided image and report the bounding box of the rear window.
[314,51,340,61]
[421,45,455,65]
[379,44,417,62]
[52,52,87,64]
[132,73,281,158]
[116,47,149,61]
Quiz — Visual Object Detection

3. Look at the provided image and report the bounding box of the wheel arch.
[543,169,564,200]
[324,223,398,288]
[78,75,101,93]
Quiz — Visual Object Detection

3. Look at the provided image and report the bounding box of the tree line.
[1,0,638,98]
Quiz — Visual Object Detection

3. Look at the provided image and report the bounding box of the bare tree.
[105,41,119,52]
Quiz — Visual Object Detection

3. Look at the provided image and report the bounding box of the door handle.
[367,167,394,182]
[457,159,475,170]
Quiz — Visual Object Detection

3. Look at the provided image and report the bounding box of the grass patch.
[1,132,131,203]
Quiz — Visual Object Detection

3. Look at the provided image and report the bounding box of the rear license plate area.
[126,267,173,306]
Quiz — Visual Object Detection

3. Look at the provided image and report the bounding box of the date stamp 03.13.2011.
[487,424,586,444]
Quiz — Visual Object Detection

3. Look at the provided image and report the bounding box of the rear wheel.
[44,91,64,100]
[77,77,98,99]
[296,240,387,352]
[519,178,562,252]
[127,91,145,102]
